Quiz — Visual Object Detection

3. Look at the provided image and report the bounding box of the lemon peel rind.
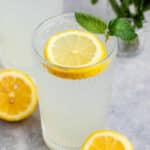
[43,58,111,80]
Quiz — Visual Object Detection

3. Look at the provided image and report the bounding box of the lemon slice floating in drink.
[0,69,38,122]
[81,130,133,150]
[44,30,110,79]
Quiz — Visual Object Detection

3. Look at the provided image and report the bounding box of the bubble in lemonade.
[33,14,117,150]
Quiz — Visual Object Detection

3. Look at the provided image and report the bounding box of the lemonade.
[33,13,117,149]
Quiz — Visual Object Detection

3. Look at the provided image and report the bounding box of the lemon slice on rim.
[44,30,110,79]
[81,130,133,150]
[0,69,38,122]
[44,30,107,68]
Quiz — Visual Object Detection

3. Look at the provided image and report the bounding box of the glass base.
[117,37,141,57]
[41,119,80,150]
[42,131,80,150]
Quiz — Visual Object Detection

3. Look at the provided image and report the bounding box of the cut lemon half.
[81,130,133,150]
[0,69,38,122]
[44,30,110,79]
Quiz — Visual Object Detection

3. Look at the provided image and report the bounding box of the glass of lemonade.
[32,13,117,150]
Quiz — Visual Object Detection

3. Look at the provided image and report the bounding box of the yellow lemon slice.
[44,30,110,79]
[81,130,133,150]
[0,69,38,122]
[44,30,107,67]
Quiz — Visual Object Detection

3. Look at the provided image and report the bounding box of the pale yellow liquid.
[35,59,115,149]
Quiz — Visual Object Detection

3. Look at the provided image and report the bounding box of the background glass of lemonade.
[32,13,117,150]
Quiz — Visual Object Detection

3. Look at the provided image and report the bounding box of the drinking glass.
[0,0,63,74]
[32,13,117,150]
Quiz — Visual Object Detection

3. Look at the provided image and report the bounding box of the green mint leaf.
[108,18,137,41]
[91,0,98,5]
[75,12,107,34]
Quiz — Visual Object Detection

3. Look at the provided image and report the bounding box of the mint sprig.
[108,18,137,41]
[75,12,137,41]
[75,12,107,34]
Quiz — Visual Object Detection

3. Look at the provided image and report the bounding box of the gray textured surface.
[0,1,150,150]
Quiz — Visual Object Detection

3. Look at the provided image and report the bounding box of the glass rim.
[32,12,117,70]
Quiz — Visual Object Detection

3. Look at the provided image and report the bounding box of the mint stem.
[105,33,110,43]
